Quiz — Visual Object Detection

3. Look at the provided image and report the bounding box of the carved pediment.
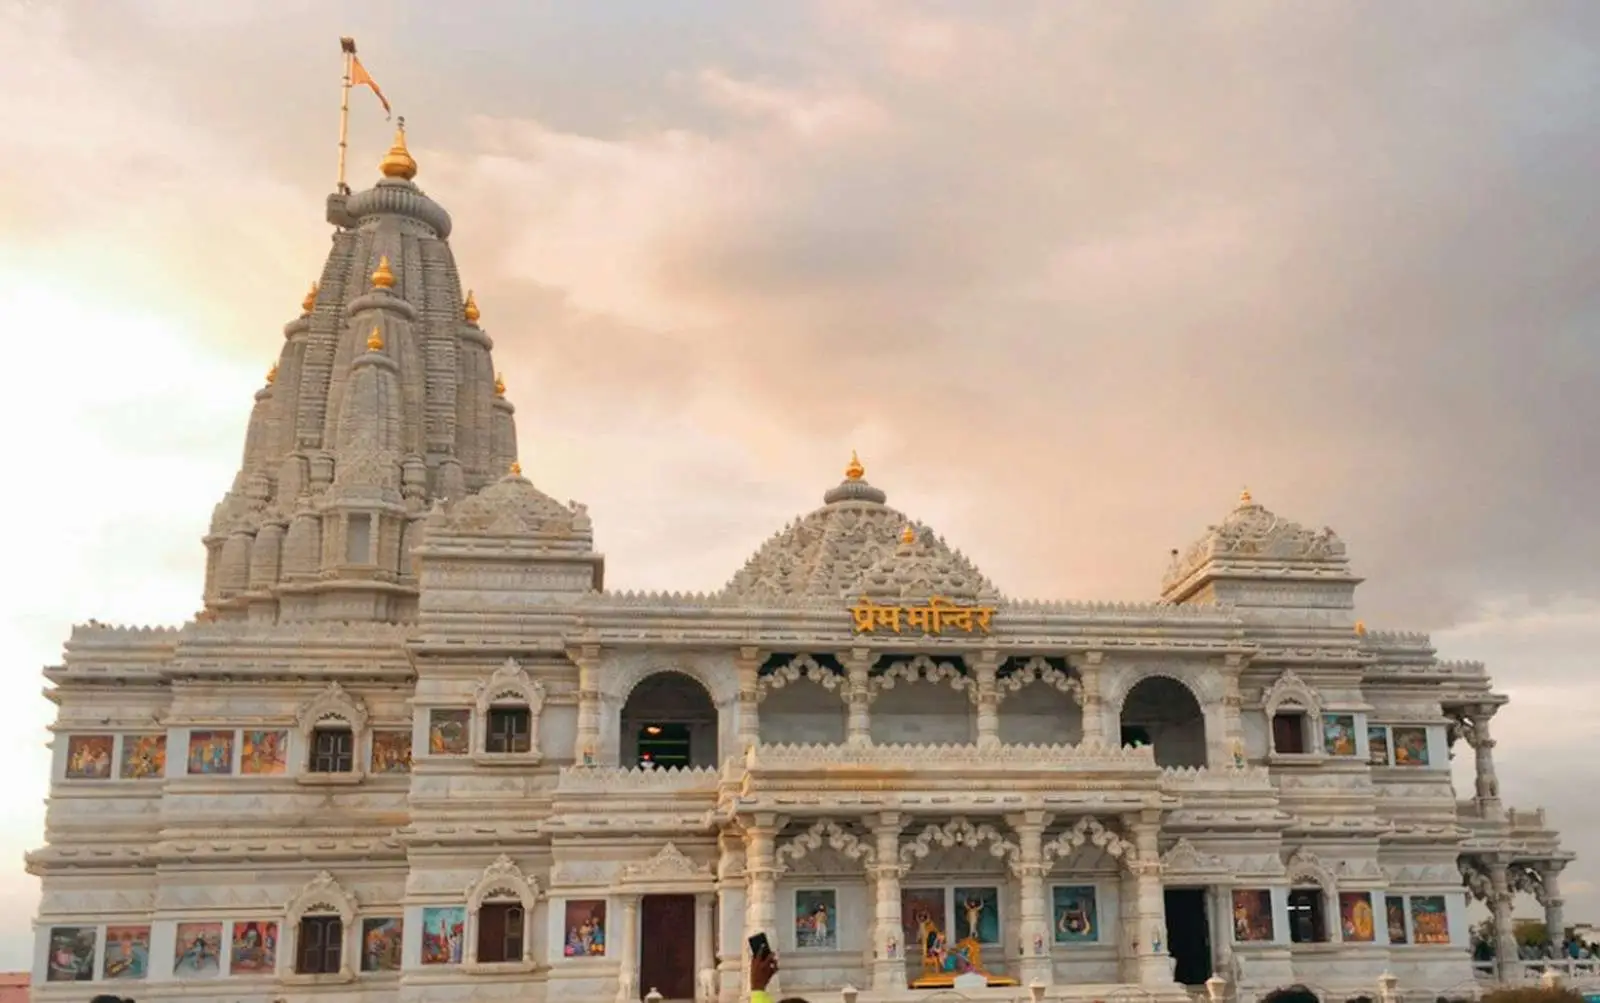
[1160,839,1228,877]
[475,658,547,716]
[1284,847,1337,891]
[618,843,711,883]
[1262,670,1322,720]
[286,871,358,924]
[295,681,370,733]
[466,855,540,911]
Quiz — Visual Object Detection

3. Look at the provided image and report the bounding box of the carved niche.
[473,658,546,758]
[282,872,359,981]
[1261,670,1323,722]
[295,682,371,758]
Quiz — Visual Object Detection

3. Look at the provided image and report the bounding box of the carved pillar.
[845,647,873,745]
[1541,863,1566,946]
[1220,653,1245,763]
[1007,810,1054,986]
[617,894,641,1003]
[742,814,780,973]
[1079,651,1106,745]
[716,829,745,1002]
[1488,856,1519,979]
[1127,810,1177,988]
[1467,707,1504,818]
[571,643,601,763]
[974,648,1000,749]
[736,647,761,752]
[695,892,716,999]
[869,812,907,992]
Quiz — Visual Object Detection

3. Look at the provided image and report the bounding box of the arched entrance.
[1119,676,1207,768]
[621,672,719,769]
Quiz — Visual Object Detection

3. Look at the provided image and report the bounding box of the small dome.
[720,457,994,603]
[1163,491,1347,593]
[426,470,590,539]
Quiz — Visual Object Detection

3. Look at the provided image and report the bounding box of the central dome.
[719,455,997,604]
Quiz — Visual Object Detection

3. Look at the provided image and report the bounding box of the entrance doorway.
[639,894,696,1000]
[1164,887,1213,986]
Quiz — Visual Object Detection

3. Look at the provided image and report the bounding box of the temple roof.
[719,456,997,604]
[1161,490,1351,599]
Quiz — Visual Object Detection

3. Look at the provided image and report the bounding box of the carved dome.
[1163,490,1348,594]
[719,459,996,603]
[425,470,592,540]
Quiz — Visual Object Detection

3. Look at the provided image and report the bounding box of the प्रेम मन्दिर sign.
[849,596,998,635]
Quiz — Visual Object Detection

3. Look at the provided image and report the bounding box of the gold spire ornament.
[302,282,319,314]
[366,326,385,351]
[509,460,522,476]
[901,524,916,545]
[1354,620,1367,637]
[464,290,480,324]
[494,372,506,397]
[266,363,278,385]
[379,118,417,180]
[846,450,865,481]
[1239,487,1253,504]
[370,255,395,289]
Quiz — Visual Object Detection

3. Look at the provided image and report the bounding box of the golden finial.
[845,450,865,481]
[1239,487,1253,504]
[463,290,480,324]
[1355,620,1367,637]
[509,460,522,476]
[370,255,395,290]
[379,118,417,180]
[301,281,319,314]
[901,524,916,545]
[366,326,385,352]
[494,372,506,397]
[265,363,278,385]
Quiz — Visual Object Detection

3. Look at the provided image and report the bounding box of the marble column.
[1127,810,1177,988]
[1488,856,1519,980]
[742,814,781,986]
[695,892,716,1000]
[1541,863,1566,946]
[845,647,873,745]
[869,812,907,992]
[1467,707,1504,817]
[1007,810,1054,986]
[1220,654,1245,765]
[715,829,746,1003]
[975,649,1000,749]
[617,894,641,1003]
[1078,651,1106,745]
[571,643,601,763]
[736,647,762,752]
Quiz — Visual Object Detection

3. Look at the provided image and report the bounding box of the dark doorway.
[1164,887,1213,986]
[639,894,696,1000]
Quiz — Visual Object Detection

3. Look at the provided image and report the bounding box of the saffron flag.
[350,55,391,118]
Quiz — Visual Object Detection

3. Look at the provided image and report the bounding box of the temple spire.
[379,117,417,180]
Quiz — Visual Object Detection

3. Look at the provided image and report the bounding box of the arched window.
[284,872,358,980]
[622,672,719,769]
[466,855,540,969]
[295,683,370,781]
[473,659,546,761]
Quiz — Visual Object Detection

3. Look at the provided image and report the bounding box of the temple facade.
[29,128,1573,1003]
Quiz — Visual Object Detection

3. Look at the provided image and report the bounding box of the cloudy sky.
[2,0,1597,972]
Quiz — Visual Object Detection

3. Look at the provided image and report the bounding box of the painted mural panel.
[1392,726,1430,767]
[370,730,413,773]
[360,918,404,972]
[421,906,466,964]
[1385,895,1408,944]
[186,731,234,775]
[240,730,288,775]
[901,887,947,957]
[428,710,470,756]
[1410,895,1450,944]
[102,925,151,980]
[1052,885,1099,943]
[173,922,222,978]
[45,926,96,982]
[953,887,1000,945]
[1231,889,1274,942]
[1321,714,1357,756]
[1368,726,1391,766]
[64,735,113,779]
[1339,892,1375,942]
[563,899,608,957]
[119,734,167,779]
[229,920,278,974]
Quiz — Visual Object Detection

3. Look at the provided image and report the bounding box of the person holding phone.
[748,932,808,1003]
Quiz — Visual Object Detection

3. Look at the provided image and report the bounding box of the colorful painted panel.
[230,920,278,974]
[954,887,1000,945]
[1385,896,1408,944]
[119,734,167,779]
[1410,895,1450,944]
[421,906,466,964]
[186,730,235,775]
[563,899,608,957]
[102,925,150,980]
[1322,714,1357,756]
[793,890,836,950]
[240,730,288,775]
[901,887,948,958]
[45,926,96,982]
[361,918,404,972]
[173,922,223,978]
[428,710,470,756]
[1052,885,1099,943]
[1339,892,1375,942]
[1368,726,1391,766]
[1392,726,1430,767]
[370,730,413,774]
[64,735,113,779]
[1232,889,1275,942]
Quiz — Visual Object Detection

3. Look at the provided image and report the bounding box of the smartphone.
[748,932,772,959]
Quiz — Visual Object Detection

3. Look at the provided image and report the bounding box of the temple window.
[485,707,532,754]
[1120,725,1152,748]
[345,513,373,564]
[1118,675,1208,767]
[309,726,355,773]
[1272,712,1309,755]
[1287,887,1328,943]
[621,671,718,769]
[296,915,344,974]
[475,902,524,963]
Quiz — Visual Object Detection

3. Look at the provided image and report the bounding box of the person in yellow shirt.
[749,942,809,1003]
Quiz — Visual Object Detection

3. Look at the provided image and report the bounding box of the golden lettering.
[849,596,998,635]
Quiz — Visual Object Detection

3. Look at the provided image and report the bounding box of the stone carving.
[1159,839,1228,878]
[550,861,619,886]
[619,843,711,882]
[1261,669,1322,722]
[286,870,358,924]
[747,741,1156,769]
[1284,848,1337,892]
[901,817,1017,868]
[867,654,972,701]
[855,524,998,603]
[1042,817,1138,870]
[295,681,370,736]
[424,470,590,539]
[995,657,1082,705]
[466,854,540,911]
[1164,495,1347,590]
[757,655,845,702]
[775,820,877,871]
[474,658,547,719]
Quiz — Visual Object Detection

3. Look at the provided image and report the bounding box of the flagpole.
[337,37,356,193]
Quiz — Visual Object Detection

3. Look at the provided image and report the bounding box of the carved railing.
[747,741,1158,771]
[555,764,720,795]
[1160,765,1274,793]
